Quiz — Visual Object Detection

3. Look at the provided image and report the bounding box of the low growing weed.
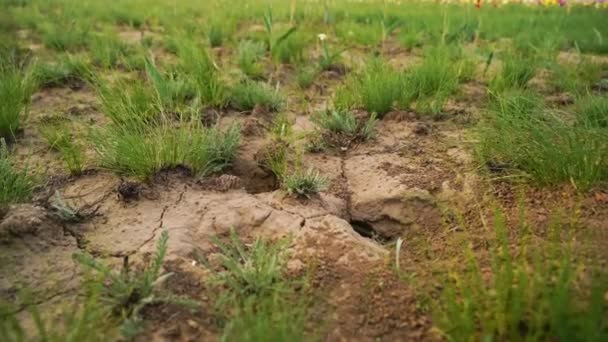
[73,230,197,338]
[199,230,311,342]
[284,168,328,198]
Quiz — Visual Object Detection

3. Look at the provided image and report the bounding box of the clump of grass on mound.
[199,230,311,341]
[283,168,328,198]
[310,109,377,149]
[229,80,284,112]
[477,91,608,191]
[0,55,35,141]
[334,58,401,117]
[433,209,608,342]
[0,139,35,206]
[91,122,240,181]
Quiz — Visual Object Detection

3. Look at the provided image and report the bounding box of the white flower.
[317,33,327,41]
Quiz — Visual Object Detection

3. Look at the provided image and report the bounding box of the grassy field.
[1,0,607,341]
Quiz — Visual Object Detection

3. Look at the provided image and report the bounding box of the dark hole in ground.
[350,220,392,244]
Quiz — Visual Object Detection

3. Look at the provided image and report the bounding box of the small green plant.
[311,109,377,148]
[262,7,297,55]
[39,123,85,175]
[0,139,35,206]
[295,66,317,89]
[334,58,401,117]
[0,55,35,141]
[433,209,608,342]
[318,34,344,71]
[207,23,224,47]
[284,168,328,198]
[237,40,266,78]
[73,230,197,338]
[229,80,284,112]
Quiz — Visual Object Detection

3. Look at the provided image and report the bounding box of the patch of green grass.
[40,22,90,51]
[229,80,284,112]
[0,139,35,206]
[39,123,85,175]
[433,209,608,342]
[73,231,197,338]
[88,33,133,69]
[272,32,306,65]
[401,46,465,115]
[549,56,604,96]
[477,91,608,191]
[177,41,227,108]
[284,168,328,198]
[489,53,537,92]
[91,122,240,181]
[334,58,401,117]
[199,230,311,341]
[96,78,157,127]
[0,55,35,141]
[33,54,91,88]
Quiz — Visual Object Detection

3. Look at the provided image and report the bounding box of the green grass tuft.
[230,80,284,112]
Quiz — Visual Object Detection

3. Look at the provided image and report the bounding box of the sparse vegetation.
[73,231,197,338]
[201,231,311,342]
[2,0,608,340]
[40,123,85,175]
[433,209,608,342]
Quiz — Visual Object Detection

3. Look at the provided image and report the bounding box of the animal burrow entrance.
[349,220,393,244]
